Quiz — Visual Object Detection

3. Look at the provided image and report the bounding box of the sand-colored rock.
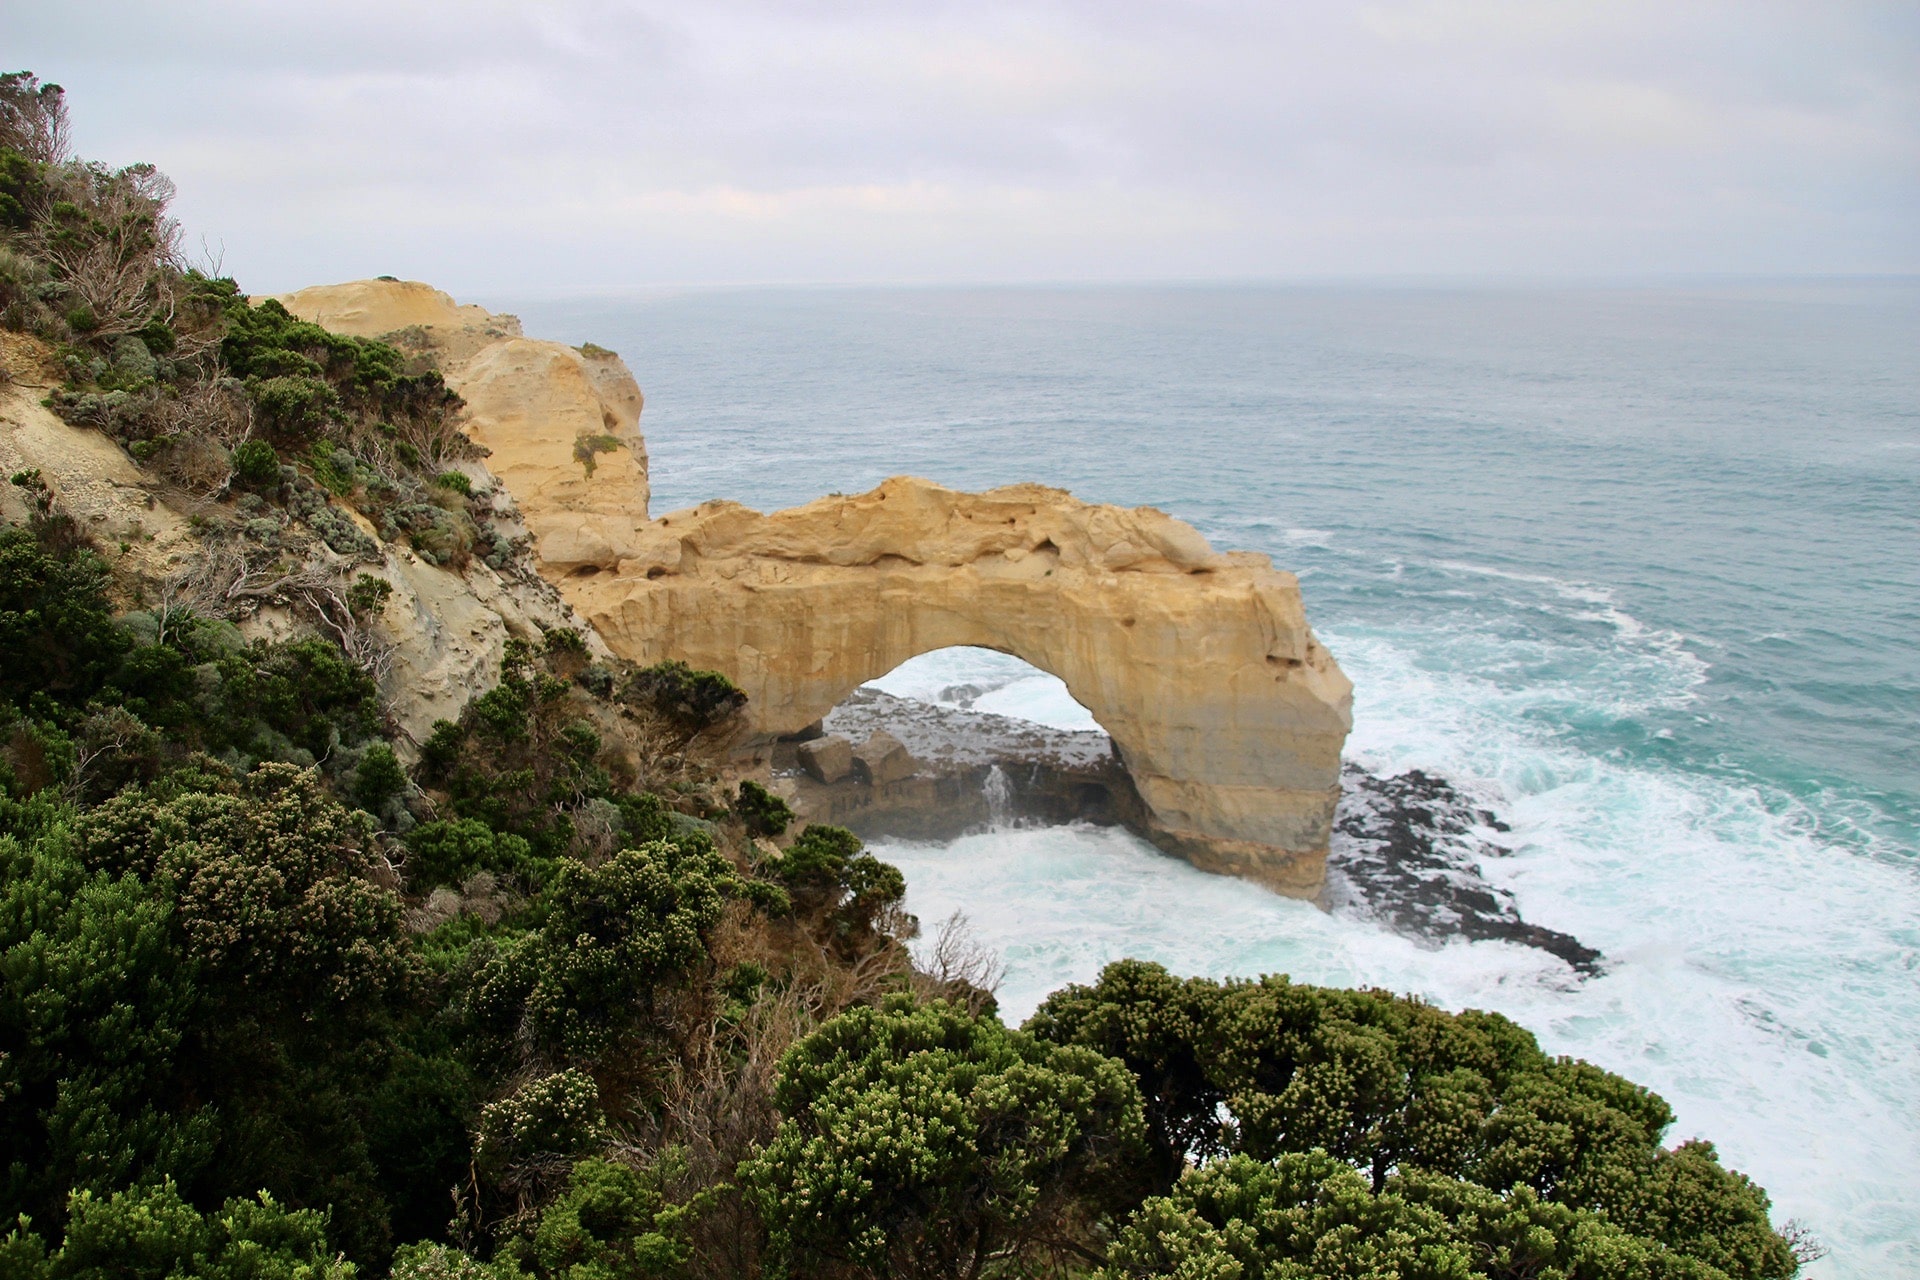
[0,381,198,585]
[372,545,592,745]
[854,730,918,786]
[267,280,651,571]
[797,735,855,784]
[562,477,1354,897]
[273,283,1354,894]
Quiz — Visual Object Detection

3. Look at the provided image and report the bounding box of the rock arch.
[561,477,1353,898]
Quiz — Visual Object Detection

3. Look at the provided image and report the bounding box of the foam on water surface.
[861,623,1919,1273]
[871,627,1920,1277]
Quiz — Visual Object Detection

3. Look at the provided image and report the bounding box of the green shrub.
[0,1179,354,1280]
[404,817,540,890]
[622,660,745,740]
[572,432,621,477]
[432,469,471,496]
[309,439,357,495]
[733,779,792,837]
[743,997,1146,1280]
[230,437,278,487]
[249,373,339,444]
[1030,961,1798,1279]
[347,572,391,617]
[769,824,907,958]
[467,836,735,1064]
[500,1153,712,1280]
[353,742,405,810]
[476,1069,608,1172]
[0,514,127,710]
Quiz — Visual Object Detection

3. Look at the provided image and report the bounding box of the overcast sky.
[9,1,1917,293]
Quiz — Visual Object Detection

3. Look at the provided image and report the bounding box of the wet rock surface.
[1327,764,1603,975]
[824,688,1116,771]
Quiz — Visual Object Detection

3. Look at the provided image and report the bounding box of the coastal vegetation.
[0,72,1812,1279]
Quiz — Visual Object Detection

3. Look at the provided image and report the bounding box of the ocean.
[506,282,1920,1277]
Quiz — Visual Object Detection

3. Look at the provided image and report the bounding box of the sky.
[8,1,1917,293]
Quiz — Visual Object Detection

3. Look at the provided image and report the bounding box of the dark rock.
[1328,764,1602,975]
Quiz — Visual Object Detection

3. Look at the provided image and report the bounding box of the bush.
[230,437,278,487]
[249,373,339,444]
[1030,961,1798,1279]
[622,660,745,740]
[743,996,1146,1280]
[354,742,405,810]
[733,779,791,838]
[404,817,540,890]
[467,835,737,1066]
[476,1069,608,1172]
[0,1179,354,1280]
[499,1154,711,1280]
[771,824,907,955]
[0,511,127,709]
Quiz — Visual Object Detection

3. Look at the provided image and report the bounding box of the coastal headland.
[273,279,1355,897]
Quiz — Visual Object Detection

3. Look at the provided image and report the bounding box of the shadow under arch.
[568,477,1352,898]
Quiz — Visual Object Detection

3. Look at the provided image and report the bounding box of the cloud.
[8,0,1915,289]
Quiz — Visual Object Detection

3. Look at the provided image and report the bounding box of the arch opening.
[863,646,1100,735]
[773,646,1144,845]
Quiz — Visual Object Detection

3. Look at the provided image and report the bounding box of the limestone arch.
[561,477,1354,898]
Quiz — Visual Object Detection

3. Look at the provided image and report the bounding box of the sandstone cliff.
[267,281,651,574]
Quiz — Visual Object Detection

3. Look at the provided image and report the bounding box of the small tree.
[0,72,71,165]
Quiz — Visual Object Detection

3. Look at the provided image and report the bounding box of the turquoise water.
[509,283,1920,1275]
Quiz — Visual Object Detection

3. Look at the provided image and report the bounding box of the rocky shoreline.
[1327,764,1602,974]
[773,687,1147,840]
[779,690,1603,975]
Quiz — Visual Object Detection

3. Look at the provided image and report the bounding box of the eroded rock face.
[565,477,1354,897]
[267,280,651,570]
[1,319,597,751]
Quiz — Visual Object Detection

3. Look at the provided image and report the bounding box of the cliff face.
[268,281,651,570]
[274,280,1354,898]
[0,307,594,748]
